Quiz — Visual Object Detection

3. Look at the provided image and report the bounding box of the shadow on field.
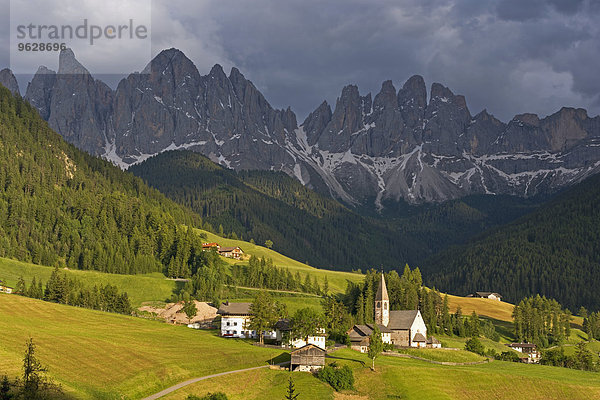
[167,280,187,302]
[269,352,291,365]
[326,354,366,367]
[481,316,514,341]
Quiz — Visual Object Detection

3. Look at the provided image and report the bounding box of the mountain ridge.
[3,48,600,208]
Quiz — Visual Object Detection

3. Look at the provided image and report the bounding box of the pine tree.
[0,375,11,400]
[248,291,279,345]
[21,338,47,398]
[356,292,365,325]
[15,276,25,295]
[442,294,452,335]
[364,280,374,324]
[284,376,299,400]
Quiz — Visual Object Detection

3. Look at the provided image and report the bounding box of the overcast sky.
[1,0,599,122]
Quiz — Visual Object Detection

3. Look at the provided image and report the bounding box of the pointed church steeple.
[375,272,389,327]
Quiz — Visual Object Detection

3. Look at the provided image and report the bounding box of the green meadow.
[160,348,600,400]
[0,294,283,399]
[197,229,364,293]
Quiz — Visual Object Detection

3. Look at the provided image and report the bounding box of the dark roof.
[290,343,326,354]
[413,332,427,342]
[475,292,502,298]
[217,302,252,315]
[375,273,389,302]
[274,319,291,331]
[427,336,441,344]
[348,324,392,338]
[388,310,420,330]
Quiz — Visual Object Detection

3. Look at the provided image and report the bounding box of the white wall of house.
[220,315,277,339]
[277,328,326,349]
[221,315,253,338]
[409,311,427,347]
[290,335,326,349]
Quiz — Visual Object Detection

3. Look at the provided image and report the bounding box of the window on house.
[226,322,230,326]
[384,303,387,310]
[234,322,238,326]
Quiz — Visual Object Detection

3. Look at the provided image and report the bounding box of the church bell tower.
[375,272,389,327]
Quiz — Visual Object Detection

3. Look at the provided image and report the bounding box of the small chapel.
[347,273,431,350]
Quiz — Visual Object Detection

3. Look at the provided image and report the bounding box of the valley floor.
[2,294,599,400]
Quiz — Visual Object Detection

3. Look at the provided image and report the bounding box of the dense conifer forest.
[130,150,542,270]
[424,172,600,311]
[0,86,208,276]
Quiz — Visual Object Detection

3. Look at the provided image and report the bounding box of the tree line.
[512,295,571,348]
[341,265,499,341]
[0,86,215,279]
[229,255,323,295]
[13,268,131,315]
[581,308,600,341]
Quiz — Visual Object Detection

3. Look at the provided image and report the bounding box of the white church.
[348,273,438,351]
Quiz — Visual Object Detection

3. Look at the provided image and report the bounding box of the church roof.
[375,273,389,301]
[388,310,420,330]
[349,324,393,337]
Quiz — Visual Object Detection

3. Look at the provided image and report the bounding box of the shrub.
[317,363,354,391]
[465,337,485,355]
[497,351,521,362]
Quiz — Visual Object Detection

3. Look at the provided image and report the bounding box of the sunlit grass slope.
[0,294,282,399]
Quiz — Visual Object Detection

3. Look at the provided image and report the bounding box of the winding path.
[142,363,286,400]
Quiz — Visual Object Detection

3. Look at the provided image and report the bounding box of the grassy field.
[397,348,487,363]
[0,294,283,399]
[446,294,515,322]
[0,256,329,313]
[437,335,517,354]
[161,367,335,400]
[3,293,600,400]
[157,347,600,400]
[197,229,363,293]
[0,257,179,307]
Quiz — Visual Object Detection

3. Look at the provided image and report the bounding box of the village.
[1,240,541,374]
[135,251,541,372]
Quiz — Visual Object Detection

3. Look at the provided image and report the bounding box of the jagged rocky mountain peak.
[399,75,427,107]
[513,113,540,127]
[380,79,396,94]
[16,48,600,207]
[58,48,90,75]
[0,68,20,95]
[209,63,227,79]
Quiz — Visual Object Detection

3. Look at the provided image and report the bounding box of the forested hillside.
[424,172,600,311]
[0,86,208,276]
[130,150,543,270]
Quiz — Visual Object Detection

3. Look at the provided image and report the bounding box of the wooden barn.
[290,344,325,372]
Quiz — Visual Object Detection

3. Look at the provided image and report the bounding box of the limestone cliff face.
[14,49,600,208]
[0,69,20,95]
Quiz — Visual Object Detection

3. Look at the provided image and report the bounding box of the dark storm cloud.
[1,0,598,122]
